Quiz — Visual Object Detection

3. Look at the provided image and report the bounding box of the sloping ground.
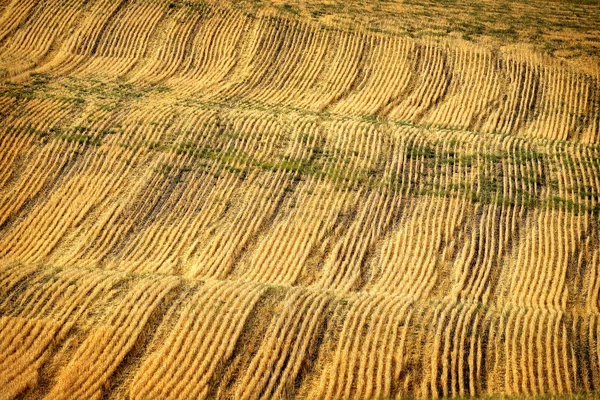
[0,0,599,398]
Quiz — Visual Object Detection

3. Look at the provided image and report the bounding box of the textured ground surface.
[0,0,599,398]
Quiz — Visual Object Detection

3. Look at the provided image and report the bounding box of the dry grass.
[0,0,599,398]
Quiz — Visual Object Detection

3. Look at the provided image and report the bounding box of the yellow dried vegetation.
[0,0,599,398]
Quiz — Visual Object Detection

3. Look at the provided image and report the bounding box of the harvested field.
[0,0,599,398]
